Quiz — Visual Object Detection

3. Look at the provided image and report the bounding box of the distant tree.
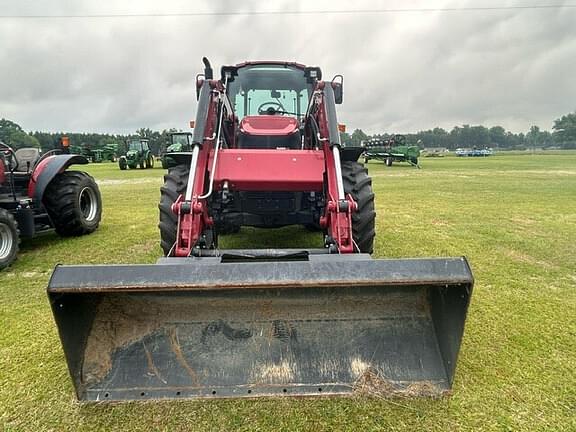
[526,125,552,149]
[418,127,452,149]
[552,111,576,148]
[0,118,22,143]
[350,129,369,146]
[0,118,40,149]
[489,126,507,148]
[339,131,352,146]
[8,131,40,149]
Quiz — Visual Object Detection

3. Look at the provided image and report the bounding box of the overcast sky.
[1,0,575,134]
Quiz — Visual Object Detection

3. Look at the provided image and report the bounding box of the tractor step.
[48,256,473,401]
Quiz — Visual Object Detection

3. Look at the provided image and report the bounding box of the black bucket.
[47,255,473,401]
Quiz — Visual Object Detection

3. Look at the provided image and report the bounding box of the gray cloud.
[0,0,575,134]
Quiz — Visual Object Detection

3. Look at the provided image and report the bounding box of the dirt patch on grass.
[98,178,161,186]
[497,169,576,176]
[128,240,159,254]
[353,368,446,398]
[431,219,450,227]
[503,249,559,270]
[510,216,537,226]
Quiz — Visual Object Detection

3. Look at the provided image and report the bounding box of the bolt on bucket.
[47,255,473,401]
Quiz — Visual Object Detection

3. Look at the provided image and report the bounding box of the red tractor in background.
[0,138,102,270]
[48,59,473,402]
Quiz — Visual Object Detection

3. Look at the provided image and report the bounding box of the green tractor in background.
[119,138,154,170]
[363,135,421,168]
[160,132,192,169]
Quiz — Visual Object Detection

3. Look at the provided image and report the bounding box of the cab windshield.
[171,134,190,146]
[129,140,143,151]
[226,65,311,121]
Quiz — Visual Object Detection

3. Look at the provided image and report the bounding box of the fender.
[340,147,365,162]
[28,154,89,203]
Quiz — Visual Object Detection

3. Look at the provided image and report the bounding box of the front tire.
[119,157,127,170]
[0,209,19,270]
[159,165,188,256]
[385,157,393,167]
[44,171,102,237]
[341,161,376,254]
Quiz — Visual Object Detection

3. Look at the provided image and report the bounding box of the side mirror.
[332,75,344,104]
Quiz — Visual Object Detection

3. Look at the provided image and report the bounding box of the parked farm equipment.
[456,148,493,157]
[0,141,102,270]
[48,58,473,402]
[161,132,192,169]
[363,135,421,167]
[119,138,154,170]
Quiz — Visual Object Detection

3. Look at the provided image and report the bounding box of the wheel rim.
[0,222,14,260]
[79,187,98,222]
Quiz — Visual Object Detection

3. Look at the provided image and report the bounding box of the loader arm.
[171,80,221,256]
[310,82,356,253]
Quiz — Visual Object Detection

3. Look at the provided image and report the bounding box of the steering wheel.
[257,101,286,115]
[0,142,18,171]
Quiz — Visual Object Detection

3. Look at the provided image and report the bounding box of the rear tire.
[146,155,155,169]
[385,157,393,167]
[44,171,102,237]
[341,161,376,254]
[0,209,19,270]
[159,165,188,256]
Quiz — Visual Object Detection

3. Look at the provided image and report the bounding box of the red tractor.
[159,60,371,255]
[48,59,473,402]
[0,140,102,270]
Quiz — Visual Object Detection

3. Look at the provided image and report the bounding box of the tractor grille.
[240,192,296,213]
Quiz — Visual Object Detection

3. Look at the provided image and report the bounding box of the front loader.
[48,58,473,402]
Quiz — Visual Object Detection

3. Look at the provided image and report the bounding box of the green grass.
[1,154,575,431]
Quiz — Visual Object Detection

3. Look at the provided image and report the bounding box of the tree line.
[341,112,576,150]
[1,110,575,154]
[0,119,180,156]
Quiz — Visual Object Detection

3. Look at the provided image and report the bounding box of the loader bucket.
[47,255,473,401]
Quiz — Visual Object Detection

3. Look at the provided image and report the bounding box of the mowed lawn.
[1,153,575,431]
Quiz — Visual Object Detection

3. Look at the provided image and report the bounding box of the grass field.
[1,153,575,431]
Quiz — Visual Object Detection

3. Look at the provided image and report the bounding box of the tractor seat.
[14,148,40,172]
[237,116,301,149]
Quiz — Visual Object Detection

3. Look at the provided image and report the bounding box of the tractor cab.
[223,63,322,149]
[127,138,149,154]
[168,132,192,153]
